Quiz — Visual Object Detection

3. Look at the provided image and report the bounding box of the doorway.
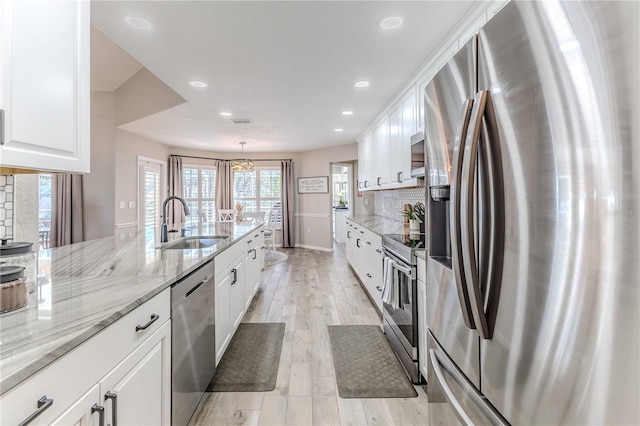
[331,163,352,243]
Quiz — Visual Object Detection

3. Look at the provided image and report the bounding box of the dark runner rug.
[328,325,418,398]
[207,322,285,392]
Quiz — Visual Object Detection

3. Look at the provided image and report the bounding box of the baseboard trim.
[294,244,333,252]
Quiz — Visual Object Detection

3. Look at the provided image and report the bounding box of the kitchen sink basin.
[160,236,228,250]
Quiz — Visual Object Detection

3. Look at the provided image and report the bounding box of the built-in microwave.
[410,131,425,177]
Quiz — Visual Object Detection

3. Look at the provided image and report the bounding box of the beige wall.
[114,68,185,126]
[296,143,358,250]
[115,130,169,228]
[84,92,116,240]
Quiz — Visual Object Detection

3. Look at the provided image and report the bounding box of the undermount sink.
[160,236,229,250]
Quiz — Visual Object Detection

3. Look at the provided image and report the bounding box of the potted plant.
[402,204,421,231]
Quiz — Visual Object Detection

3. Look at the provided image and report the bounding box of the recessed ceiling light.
[379,16,403,30]
[220,112,233,117]
[189,81,208,88]
[342,111,354,116]
[335,128,344,132]
[354,80,370,88]
[125,16,152,30]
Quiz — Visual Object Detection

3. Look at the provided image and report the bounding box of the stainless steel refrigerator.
[424,1,639,424]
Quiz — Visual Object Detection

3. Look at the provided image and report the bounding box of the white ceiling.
[91,1,476,153]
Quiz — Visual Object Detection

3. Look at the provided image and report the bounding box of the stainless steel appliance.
[381,233,425,384]
[424,2,639,424]
[171,261,216,426]
[410,132,425,178]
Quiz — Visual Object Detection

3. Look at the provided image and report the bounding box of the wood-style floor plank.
[189,245,432,426]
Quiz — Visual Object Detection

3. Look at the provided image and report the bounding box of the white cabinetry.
[245,229,264,308]
[0,289,171,426]
[0,0,90,173]
[345,218,383,313]
[215,227,265,364]
[401,90,417,181]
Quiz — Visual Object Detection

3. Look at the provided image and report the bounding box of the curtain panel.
[281,160,295,248]
[50,174,84,248]
[215,160,234,211]
[168,156,184,226]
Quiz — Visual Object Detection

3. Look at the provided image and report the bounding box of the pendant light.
[231,142,254,171]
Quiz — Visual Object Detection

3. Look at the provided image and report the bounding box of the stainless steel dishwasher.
[171,260,215,426]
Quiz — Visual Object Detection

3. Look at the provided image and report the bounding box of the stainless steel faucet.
[161,196,191,243]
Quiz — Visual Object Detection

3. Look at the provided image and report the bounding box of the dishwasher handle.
[185,277,207,298]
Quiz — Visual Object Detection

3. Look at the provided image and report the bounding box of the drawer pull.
[92,404,105,426]
[360,230,364,234]
[105,392,117,426]
[18,396,53,426]
[376,249,382,253]
[135,314,159,332]
[376,286,382,291]
[231,268,238,285]
[366,273,372,278]
[247,239,253,244]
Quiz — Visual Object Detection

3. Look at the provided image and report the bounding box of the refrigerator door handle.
[461,90,504,340]
[428,348,508,426]
[460,90,489,339]
[450,98,476,330]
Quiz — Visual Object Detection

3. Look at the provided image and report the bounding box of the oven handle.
[391,261,413,278]
[382,248,415,279]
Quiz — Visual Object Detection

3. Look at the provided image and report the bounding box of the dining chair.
[243,212,265,223]
[217,209,236,222]
[263,207,280,252]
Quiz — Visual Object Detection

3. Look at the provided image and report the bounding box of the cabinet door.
[389,106,403,184]
[401,90,417,180]
[51,384,101,426]
[100,321,171,426]
[230,257,245,330]
[374,117,390,186]
[215,270,232,364]
[0,0,90,173]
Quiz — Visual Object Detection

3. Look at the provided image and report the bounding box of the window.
[139,162,162,247]
[183,165,216,226]
[38,174,52,249]
[234,168,281,215]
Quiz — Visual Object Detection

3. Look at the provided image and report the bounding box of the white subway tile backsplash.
[374,187,426,221]
[0,174,14,239]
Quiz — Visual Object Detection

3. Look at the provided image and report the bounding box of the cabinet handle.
[364,180,369,188]
[135,314,159,332]
[347,231,351,238]
[17,396,53,426]
[360,230,364,234]
[376,286,383,291]
[0,109,4,145]
[247,239,253,244]
[92,404,105,426]
[377,177,382,186]
[253,249,257,260]
[397,172,403,182]
[366,241,371,245]
[366,273,372,278]
[376,249,382,253]
[356,239,361,248]
[105,392,117,426]
[261,267,265,272]
[231,268,238,285]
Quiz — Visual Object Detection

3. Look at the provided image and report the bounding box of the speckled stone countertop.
[0,222,261,396]
[346,214,407,236]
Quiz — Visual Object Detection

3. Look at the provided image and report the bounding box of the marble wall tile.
[373,187,426,221]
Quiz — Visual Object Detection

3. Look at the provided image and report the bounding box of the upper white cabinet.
[0,0,90,173]
[400,89,416,182]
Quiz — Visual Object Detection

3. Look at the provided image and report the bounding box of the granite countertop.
[346,214,407,236]
[0,222,261,396]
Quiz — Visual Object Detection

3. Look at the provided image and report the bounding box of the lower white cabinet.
[1,289,171,426]
[345,218,384,313]
[215,227,265,365]
[50,384,101,426]
[99,321,171,426]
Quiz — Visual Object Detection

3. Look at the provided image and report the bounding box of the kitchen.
[3,2,638,423]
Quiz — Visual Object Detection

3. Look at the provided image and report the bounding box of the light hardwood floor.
[189,244,432,426]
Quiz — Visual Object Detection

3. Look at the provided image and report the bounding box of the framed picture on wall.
[297,176,329,194]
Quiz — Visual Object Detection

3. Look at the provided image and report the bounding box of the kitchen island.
[0,222,262,396]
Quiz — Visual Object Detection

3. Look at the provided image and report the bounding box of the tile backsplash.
[374,187,426,221]
[0,175,15,240]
